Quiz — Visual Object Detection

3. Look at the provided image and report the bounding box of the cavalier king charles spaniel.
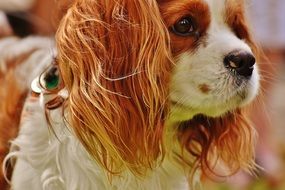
[0,0,260,189]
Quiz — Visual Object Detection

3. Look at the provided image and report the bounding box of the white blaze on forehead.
[204,0,240,34]
[204,0,246,34]
[204,0,227,25]
[203,0,252,55]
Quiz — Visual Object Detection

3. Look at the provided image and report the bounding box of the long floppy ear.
[56,0,172,174]
[178,110,257,179]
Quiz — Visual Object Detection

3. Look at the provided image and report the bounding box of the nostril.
[224,51,256,77]
[225,54,243,69]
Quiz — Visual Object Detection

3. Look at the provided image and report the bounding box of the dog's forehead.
[158,0,243,18]
[204,0,228,26]
[204,0,243,16]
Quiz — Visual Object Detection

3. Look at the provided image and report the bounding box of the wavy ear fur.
[56,0,172,174]
[178,110,257,179]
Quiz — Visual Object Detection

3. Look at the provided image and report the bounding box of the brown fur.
[0,72,28,189]
[178,110,257,180]
[30,0,72,35]
[56,0,173,175]
[159,0,211,54]
[0,0,260,188]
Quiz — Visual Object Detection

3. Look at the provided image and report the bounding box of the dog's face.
[159,0,259,122]
[56,0,259,179]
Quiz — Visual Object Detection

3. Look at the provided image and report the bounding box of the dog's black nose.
[224,51,256,77]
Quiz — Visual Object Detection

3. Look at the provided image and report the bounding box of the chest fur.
[9,95,190,190]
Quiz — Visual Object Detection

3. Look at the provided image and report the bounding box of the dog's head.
[164,0,259,121]
[56,0,259,179]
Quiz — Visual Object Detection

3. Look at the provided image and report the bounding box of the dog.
[1,0,260,189]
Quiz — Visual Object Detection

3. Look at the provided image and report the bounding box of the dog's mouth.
[169,89,244,122]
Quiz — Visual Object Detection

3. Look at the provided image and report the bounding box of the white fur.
[0,36,55,83]
[0,37,55,95]
[169,0,259,122]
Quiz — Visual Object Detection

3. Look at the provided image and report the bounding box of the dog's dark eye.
[171,17,197,36]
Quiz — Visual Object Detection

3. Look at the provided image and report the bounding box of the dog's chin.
[169,100,238,124]
[169,70,259,123]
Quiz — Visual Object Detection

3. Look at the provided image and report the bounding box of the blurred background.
[0,0,285,189]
